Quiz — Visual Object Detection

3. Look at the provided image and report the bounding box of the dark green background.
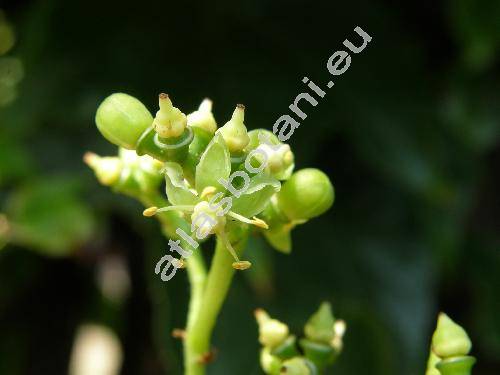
[0,0,499,374]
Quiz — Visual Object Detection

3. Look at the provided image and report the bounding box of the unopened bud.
[95,93,153,149]
[187,98,217,134]
[432,313,472,359]
[84,152,122,186]
[217,104,250,153]
[255,309,289,348]
[277,169,334,221]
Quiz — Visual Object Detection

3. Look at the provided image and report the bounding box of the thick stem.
[184,228,249,375]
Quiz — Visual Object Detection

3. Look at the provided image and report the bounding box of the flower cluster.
[87,92,334,280]
[255,302,345,374]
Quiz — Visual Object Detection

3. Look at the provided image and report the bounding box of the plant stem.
[184,228,248,375]
[140,194,208,371]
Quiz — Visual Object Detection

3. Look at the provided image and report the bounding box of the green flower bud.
[153,93,187,139]
[304,302,336,344]
[280,357,315,375]
[255,309,290,349]
[95,93,153,149]
[260,347,283,374]
[187,98,217,134]
[435,356,476,375]
[84,152,122,186]
[277,169,334,221]
[217,104,250,153]
[432,313,472,359]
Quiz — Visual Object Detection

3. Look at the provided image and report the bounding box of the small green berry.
[277,169,334,221]
[95,93,153,149]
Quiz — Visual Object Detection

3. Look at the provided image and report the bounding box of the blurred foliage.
[0,0,499,374]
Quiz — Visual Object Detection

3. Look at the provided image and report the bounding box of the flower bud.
[255,309,290,349]
[187,98,217,134]
[432,313,472,359]
[260,348,282,374]
[304,302,336,344]
[280,357,314,375]
[84,152,122,186]
[277,169,334,221]
[153,93,187,139]
[95,93,153,149]
[217,104,250,153]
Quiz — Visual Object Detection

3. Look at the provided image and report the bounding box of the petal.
[231,174,280,217]
[162,162,198,205]
[195,133,231,194]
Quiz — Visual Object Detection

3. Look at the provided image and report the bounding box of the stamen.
[232,261,252,270]
[217,231,240,263]
[156,205,195,213]
[227,211,269,229]
[143,206,158,216]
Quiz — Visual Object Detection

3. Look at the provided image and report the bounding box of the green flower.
[143,133,279,270]
[84,148,163,196]
[246,129,295,180]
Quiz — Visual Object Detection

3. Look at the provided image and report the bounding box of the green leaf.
[162,162,198,205]
[231,174,280,217]
[195,133,230,194]
[5,177,95,257]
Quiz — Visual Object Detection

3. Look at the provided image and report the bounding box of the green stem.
[140,194,208,371]
[184,228,249,375]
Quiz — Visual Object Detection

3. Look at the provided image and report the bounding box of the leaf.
[195,133,230,194]
[5,177,95,257]
[231,173,280,217]
[162,162,198,205]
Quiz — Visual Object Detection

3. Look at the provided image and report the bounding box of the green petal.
[195,133,231,194]
[162,162,198,205]
[231,174,280,217]
[263,226,292,254]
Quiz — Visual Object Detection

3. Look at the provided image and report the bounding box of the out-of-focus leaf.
[5,177,95,256]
